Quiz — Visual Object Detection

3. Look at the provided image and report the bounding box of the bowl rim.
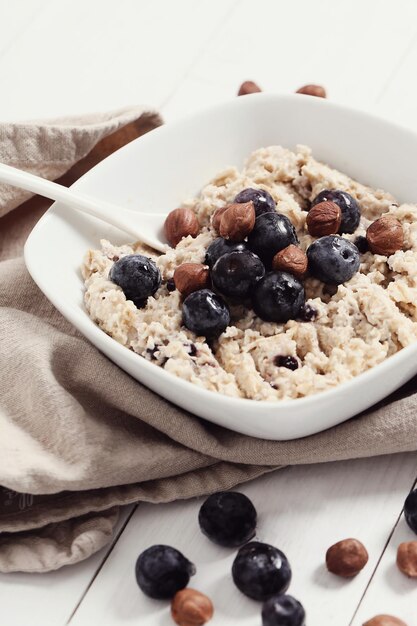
[24,91,417,411]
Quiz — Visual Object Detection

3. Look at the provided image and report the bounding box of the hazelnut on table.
[171,588,214,626]
[296,84,327,98]
[362,616,408,626]
[397,541,417,577]
[326,538,369,577]
[237,80,262,96]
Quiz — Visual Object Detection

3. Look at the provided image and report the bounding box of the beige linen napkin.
[1,107,417,573]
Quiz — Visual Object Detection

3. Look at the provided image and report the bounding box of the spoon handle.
[0,162,167,251]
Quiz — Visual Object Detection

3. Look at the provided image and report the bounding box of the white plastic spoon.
[0,162,168,252]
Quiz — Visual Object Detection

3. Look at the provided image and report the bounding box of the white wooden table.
[1,1,417,624]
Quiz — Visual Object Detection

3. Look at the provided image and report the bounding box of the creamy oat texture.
[82,145,417,400]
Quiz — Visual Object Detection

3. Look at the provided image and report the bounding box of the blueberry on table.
[198,491,257,547]
[109,254,161,308]
[205,237,247,268]
[182,289,230,337]
[234,187,276,217]
[307,235,360,285]
[404,489,417,534]
[211,250,265,300]
[262,594,306,626]
[248,213,298,265]
[252,272,305,323]
[135,545,196,599]
[311,189,361,234]
[232,541,292,601]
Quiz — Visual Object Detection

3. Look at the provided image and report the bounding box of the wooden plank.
[163,0,417,120]
[352,482,417,626]
[0,506,134,626]
[0,0,237,121]
[68,455,417,625]
[0,0,53,58]
[374,31,417,132]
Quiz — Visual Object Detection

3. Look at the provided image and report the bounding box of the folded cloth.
[1,108,417,573]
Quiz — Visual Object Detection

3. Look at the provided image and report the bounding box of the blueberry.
[312,189,360,234]
[354,235,369,254]
[404,489,417,534]
[252,272,305,323]
[234,187,276,217]
[307,235,360,285]
[109,254,161,308]
[183,289,230,337]
[248,213,298,265]
[135,545,196,599]
[232,541,292,601]
[262,594,306,626]
[205,237,247,268]
[198,491,257,547]
[211,250,265,301]
[274,355,299,370]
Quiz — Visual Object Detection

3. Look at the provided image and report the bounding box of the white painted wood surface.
[352,508,417,626]
[68,458,417,626]
[0,0,417,624]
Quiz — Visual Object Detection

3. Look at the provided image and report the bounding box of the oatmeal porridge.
[81,145,417,401]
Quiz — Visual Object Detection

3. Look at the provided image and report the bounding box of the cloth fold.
[1,105,417,573]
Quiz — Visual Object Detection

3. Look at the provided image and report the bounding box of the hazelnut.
[296,84,327,98]
[326,538,369,577]
[173,263,210,297]
[164,208,200,248]
[363,616,408,626]
[171,588,214,626]
[397,541,417,577]
[237,80,262,96]
[219,201,256,242]
[306,201,341,237]
[211,206,228,233]
[272,245,308,278]
[366,215,404,256]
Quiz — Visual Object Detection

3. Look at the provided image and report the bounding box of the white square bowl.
[24,93,417,440]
